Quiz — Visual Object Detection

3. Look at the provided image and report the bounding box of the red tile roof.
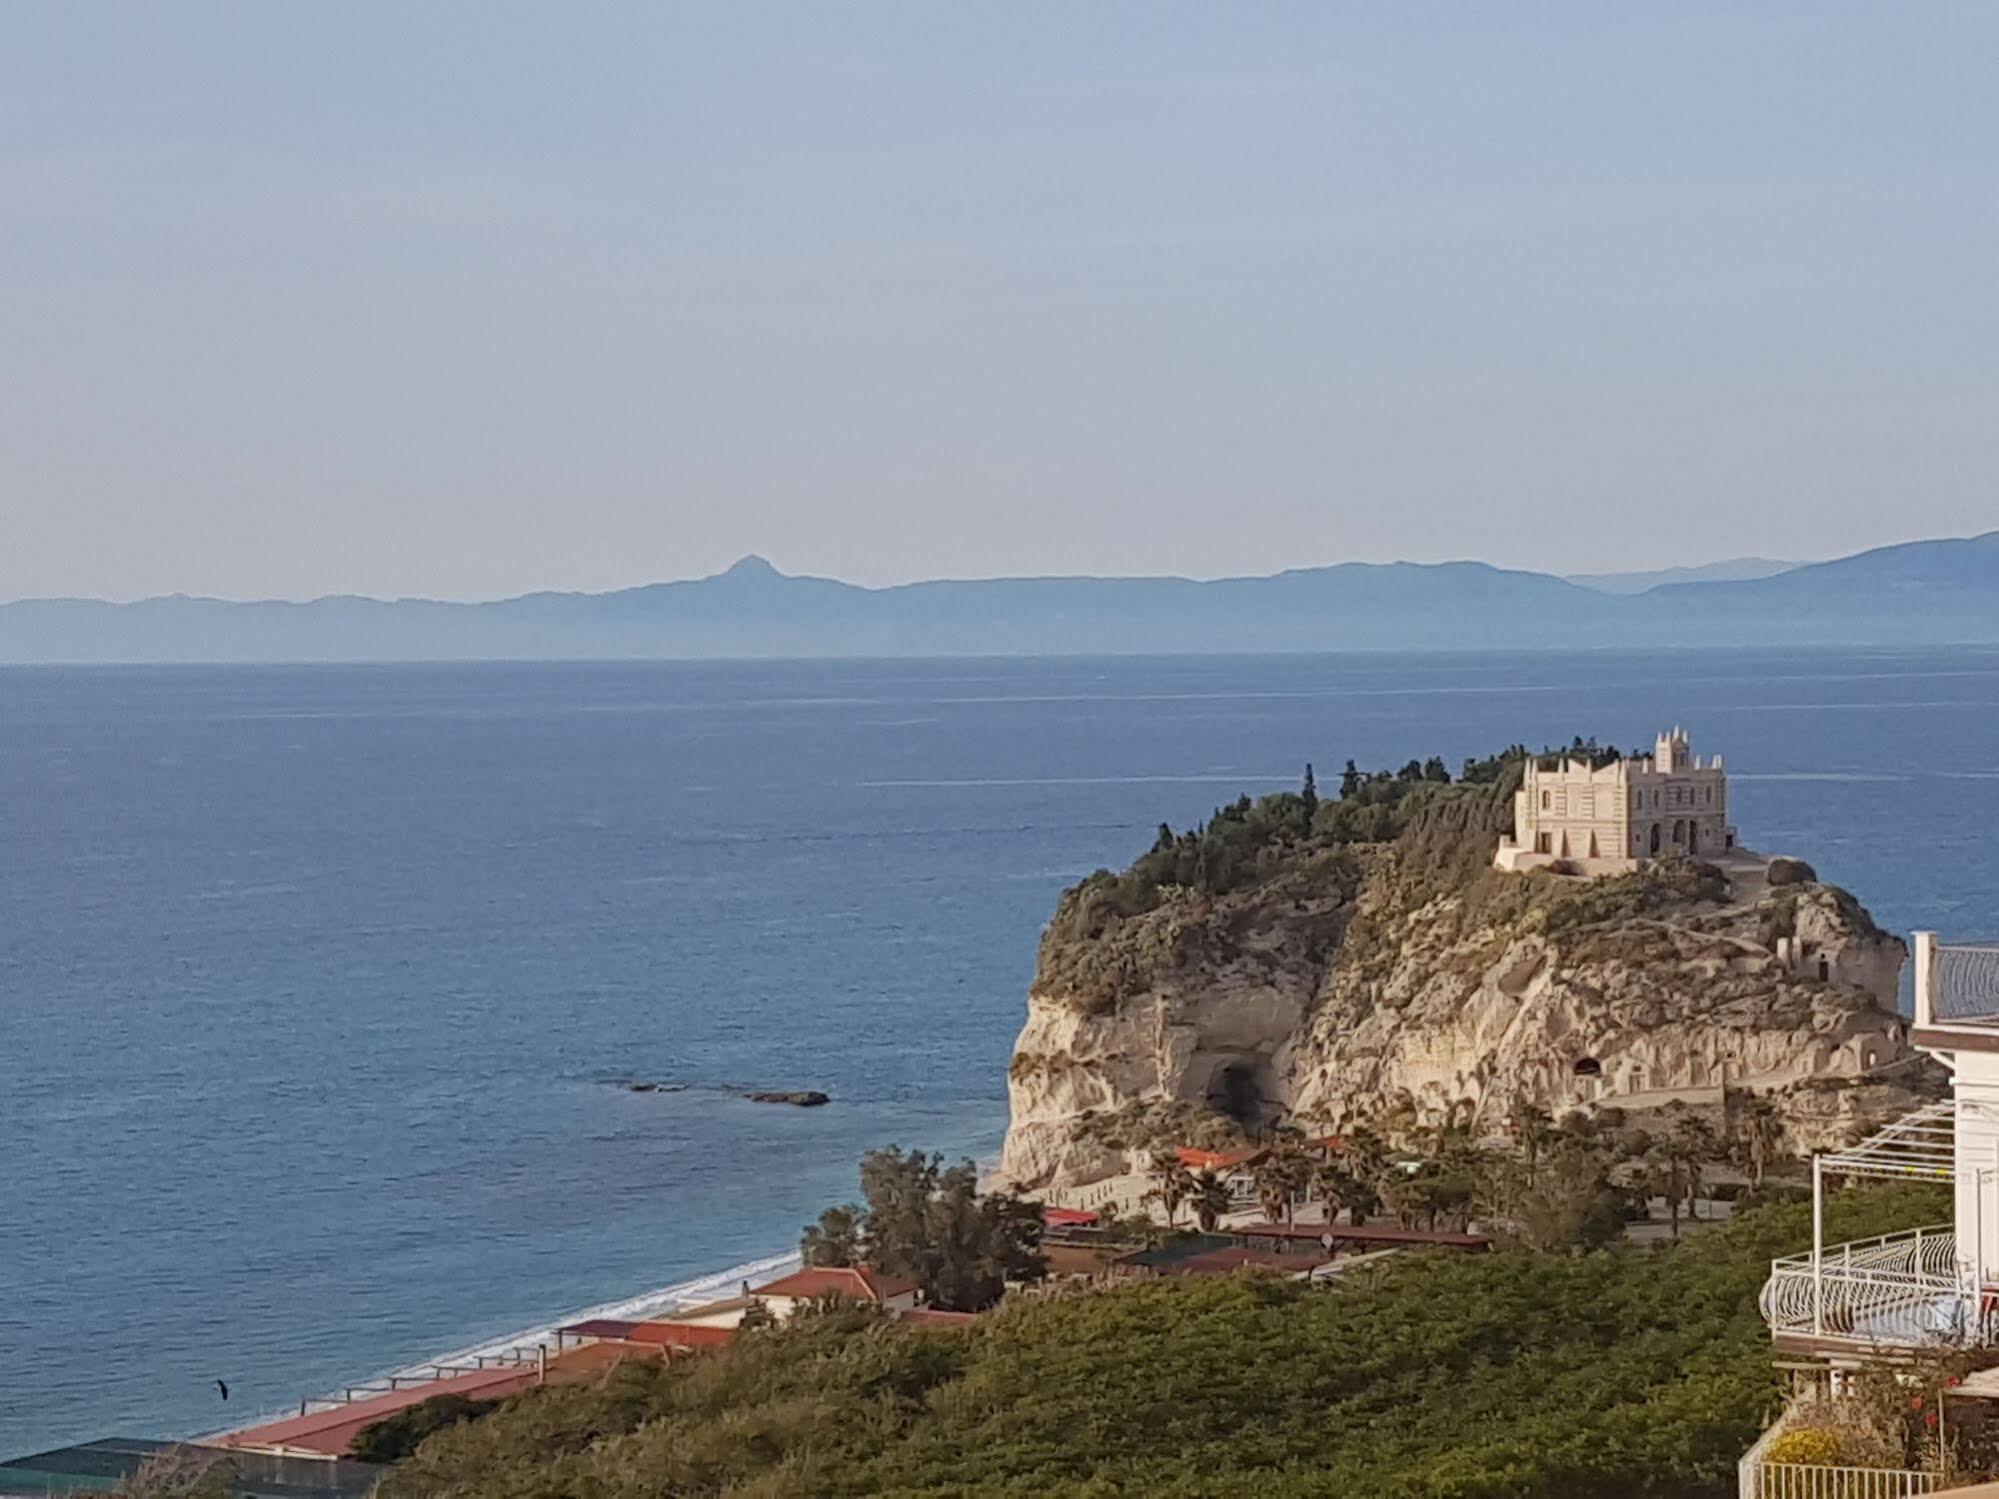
[751,1265,918,1303]
[218,1364,539,1457]
[1042,1207,1099,1227]
[561,1317,640,1340]
[218,1344,661,1458]
[1231,1221,1490,1250]
[1044,1243,1127,1277]
[626,1320,737,1350]
[1174,1146,1265,1171]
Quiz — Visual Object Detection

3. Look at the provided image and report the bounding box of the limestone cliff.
[997,772,1928,1190]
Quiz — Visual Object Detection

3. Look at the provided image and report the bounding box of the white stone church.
[1493,728,1737,876]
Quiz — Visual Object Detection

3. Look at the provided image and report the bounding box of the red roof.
[218,1343,658,1457]
[561,1317,640,1340]
[1231,1221,1490,1250]
[751,1265,918,1303]
[626,1320,737,1350]
[219,1364,537,1457]
[1042,1207,1099,1227]
[1164,1246,1327,1277]
[1174,1146,1265,1171]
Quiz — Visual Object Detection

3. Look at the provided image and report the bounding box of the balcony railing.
[1914,932,1999,1033]
[1759,1226,1982,1348]
[1741,1459,1938,1499]
[1740,1400,1941,1499]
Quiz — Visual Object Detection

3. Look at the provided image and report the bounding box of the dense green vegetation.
[352,1393,503,1464]
[1050,738,1629,939]
[800,1147,1045,1312]
[1040,739,1759,1017]
[373,1185,1944,1499]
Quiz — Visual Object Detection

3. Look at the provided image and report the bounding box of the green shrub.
[374,1184,1947,1498]
[350,1392,501,1464]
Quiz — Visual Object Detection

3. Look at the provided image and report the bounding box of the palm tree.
[1331,1125,1393,1226]
[1670,1116,1722,1219]
[1645,1140,1692,1240]
[1507,1100,1555,1186]
[1410,1126,1497,1235]
[1253,1143,1312,1226]
[1148,1149,1196,1228]
[1736,1094,1783,1188]
[1191,1170,1231,1232]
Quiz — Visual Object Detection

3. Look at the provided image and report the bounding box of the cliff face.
[997,778,1924,1190]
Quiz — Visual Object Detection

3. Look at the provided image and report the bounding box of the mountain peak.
[719,554,783,580]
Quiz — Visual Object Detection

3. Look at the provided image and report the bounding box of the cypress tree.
[1339,759,1362,799]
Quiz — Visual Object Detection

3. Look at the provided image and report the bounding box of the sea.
[5,647,1999,1457]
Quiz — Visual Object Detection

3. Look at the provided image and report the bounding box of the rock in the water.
[748,1090,830,1107]
[627,1081,659,1092]
[1767,856,1818,886]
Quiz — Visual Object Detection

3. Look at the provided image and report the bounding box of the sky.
[3,3,1996,602]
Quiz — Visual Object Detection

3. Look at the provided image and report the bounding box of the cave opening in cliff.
[1206,1061,1272,1129]
[1572,1057,1602,1078]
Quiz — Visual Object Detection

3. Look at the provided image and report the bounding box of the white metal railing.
[1740,1401,1939,1499]
[1759,1226,1979,1347]
[1915,931,1999,1029]
[1744,1463,1937,1498]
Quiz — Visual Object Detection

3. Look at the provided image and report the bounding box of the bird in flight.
[215,1380,230,1401]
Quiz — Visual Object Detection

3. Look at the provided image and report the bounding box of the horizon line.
[0,544,1874,612]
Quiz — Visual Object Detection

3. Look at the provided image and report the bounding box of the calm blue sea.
[5,649,1999,1456]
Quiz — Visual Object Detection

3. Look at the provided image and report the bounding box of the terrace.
[1758,937,1999,1357]
[1744,935,1999,1496]
[1759,1101,1968,1354]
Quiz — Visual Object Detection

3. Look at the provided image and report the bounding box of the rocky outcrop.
[996,780,1928,1191]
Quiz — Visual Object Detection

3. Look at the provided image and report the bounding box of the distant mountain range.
[1563,557,1798,594]
[5,532,1999,664]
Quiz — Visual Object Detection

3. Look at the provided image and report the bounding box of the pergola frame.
[1810,1100,1958,1336]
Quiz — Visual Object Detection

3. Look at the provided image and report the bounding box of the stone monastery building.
[1493,728,1737,876]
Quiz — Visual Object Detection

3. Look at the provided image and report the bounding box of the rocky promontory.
[996,757,1930,1190]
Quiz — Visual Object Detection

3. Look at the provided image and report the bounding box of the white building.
[1743,933,1999,1495]
[1494,728,1738,876]
[1756,934,1999,1360]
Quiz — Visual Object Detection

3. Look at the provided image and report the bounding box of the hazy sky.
[5,4,1996,601]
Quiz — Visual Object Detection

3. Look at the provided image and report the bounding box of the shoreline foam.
[205,1247,803,1441]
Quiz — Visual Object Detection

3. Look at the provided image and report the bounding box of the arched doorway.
[1572,1056,1603,1100]
[1587,832,1600,859]
[1649,823,1662,854]
[1672,818,1686,849]
[1687,822,1699,855]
